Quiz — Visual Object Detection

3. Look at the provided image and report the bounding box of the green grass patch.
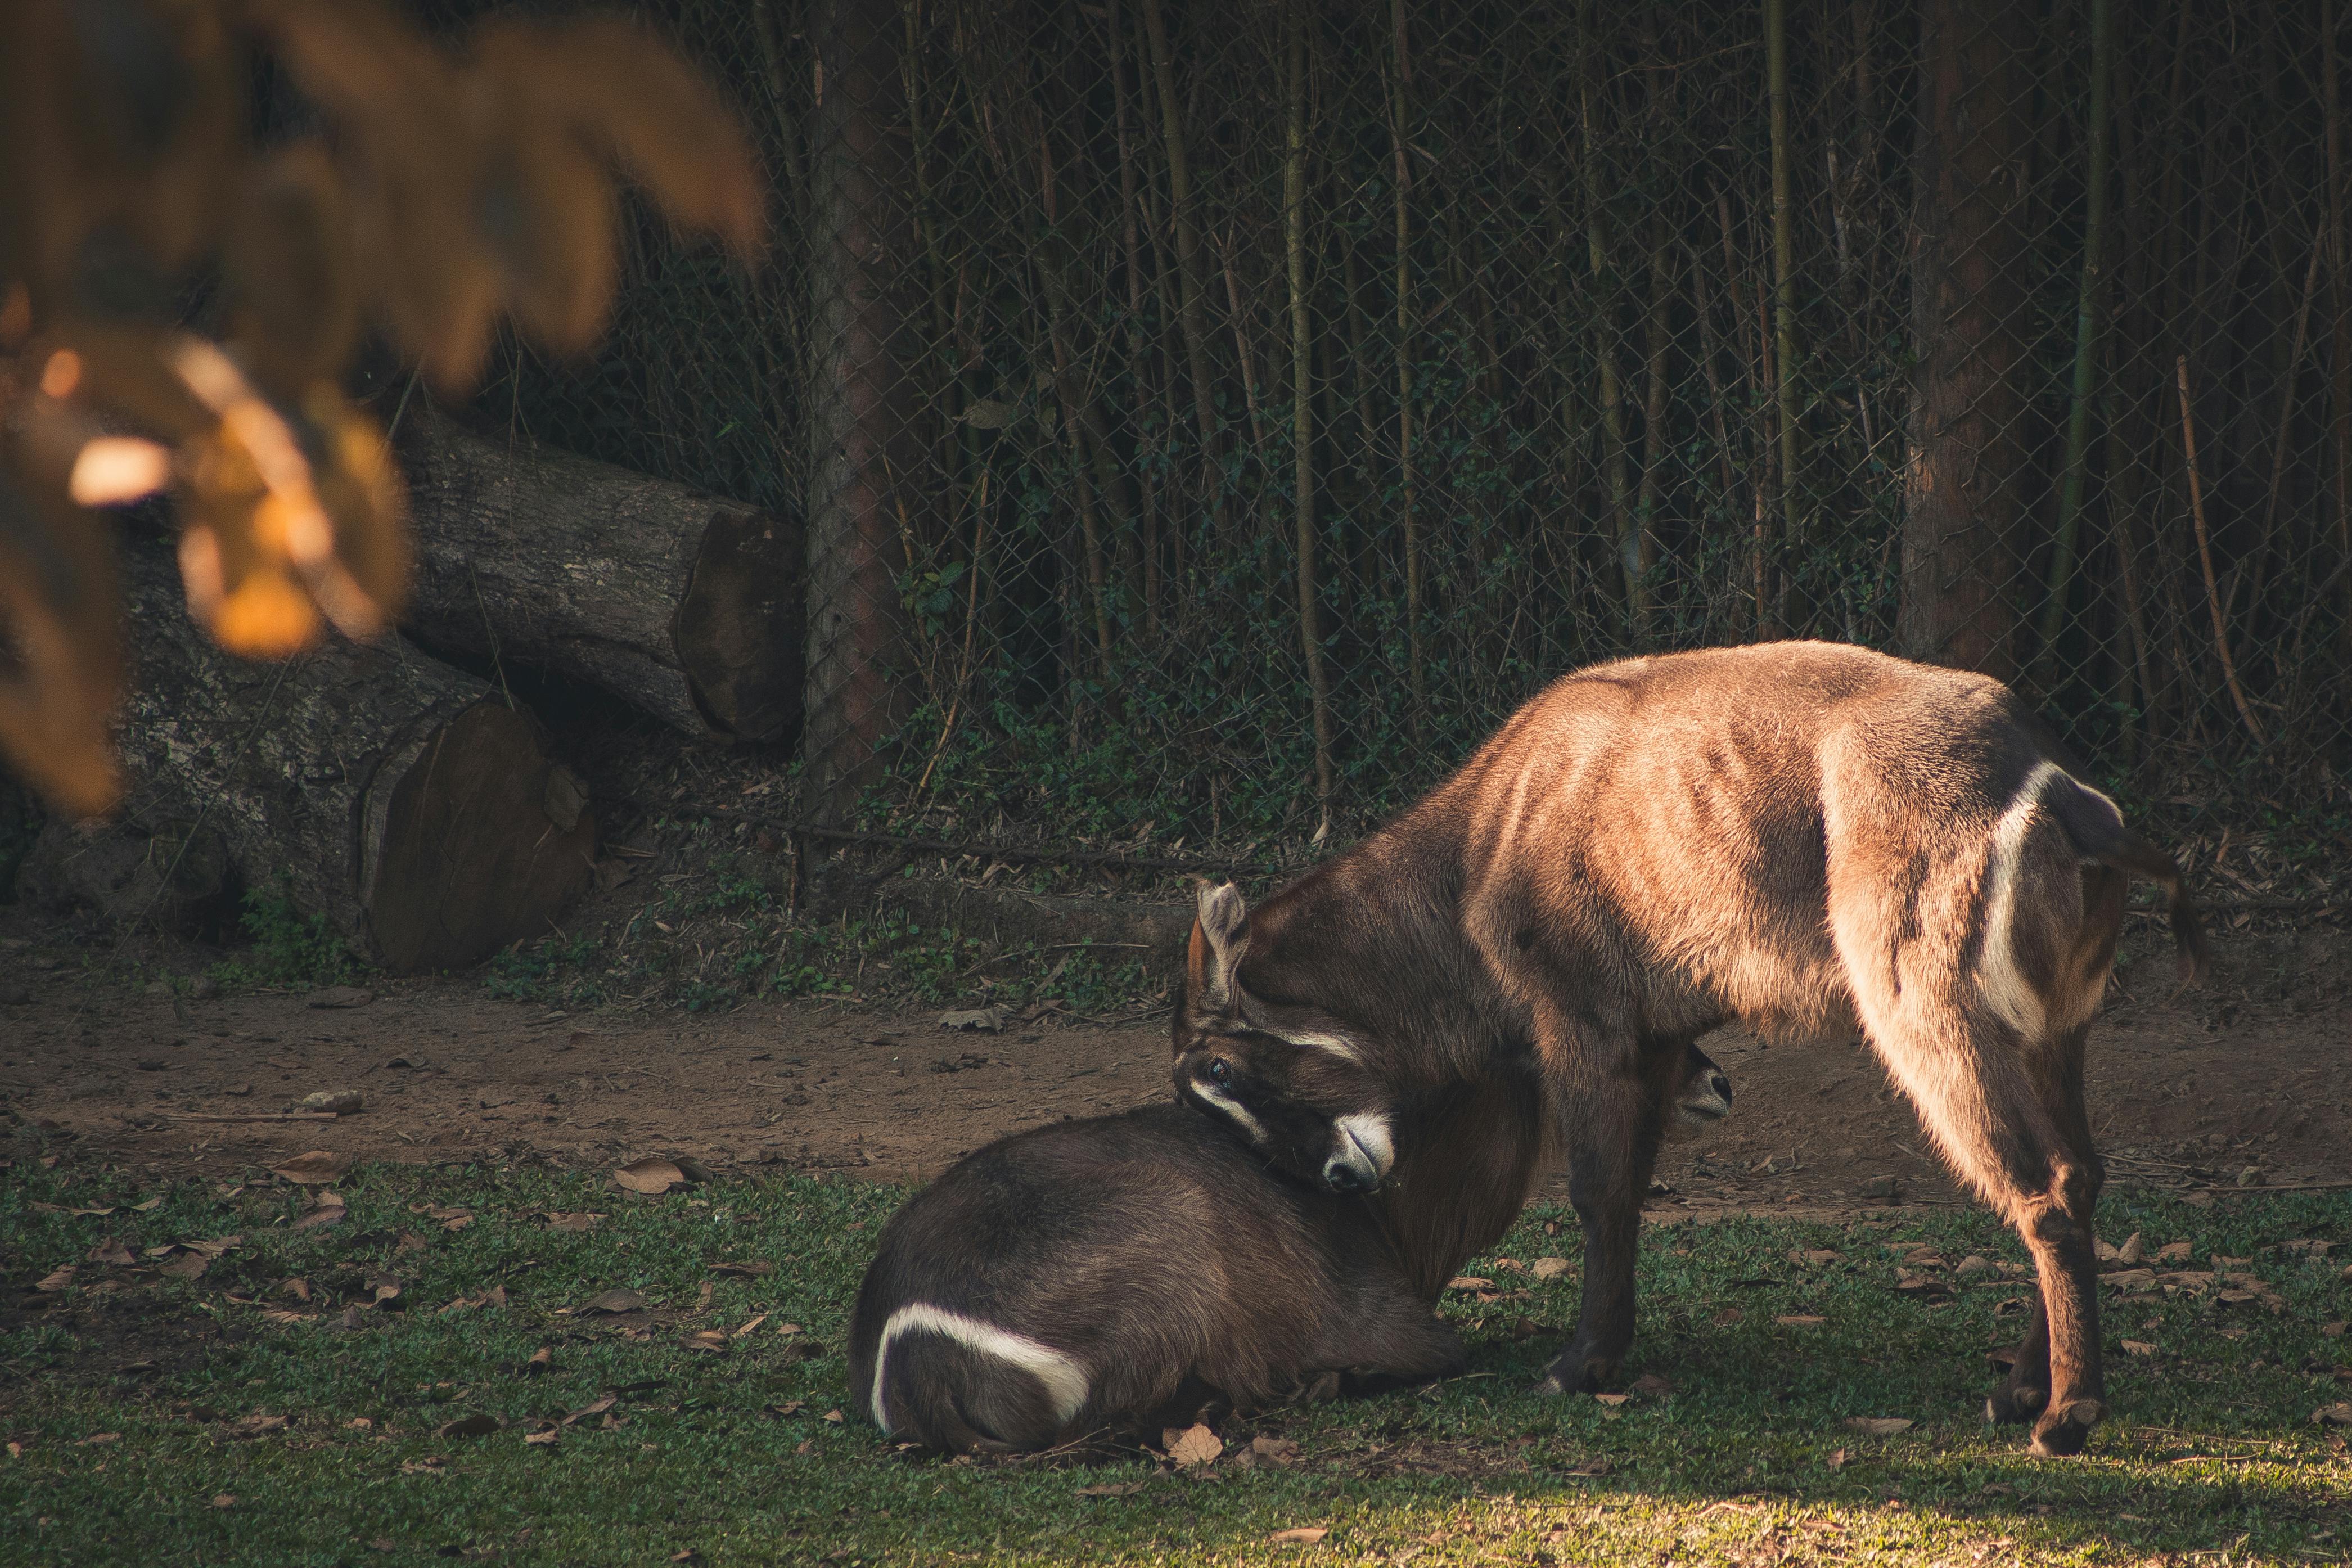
[205,889,370,994]
[3,1146,2346,1566]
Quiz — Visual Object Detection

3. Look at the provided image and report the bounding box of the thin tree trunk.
[1630,223,1673,643]
[805,0,918,823]
[1106,0,1161,642]
[1387,0,1424,732]
[1898,0,2030,678]
[1582,0,1638,635]
[1139,0,1220,477]
[2328,0,2352,656]
[1767,0,1806,585]
[2040,0,2115,668]
[2175,357,2265,745]
[1287,0,1333,836]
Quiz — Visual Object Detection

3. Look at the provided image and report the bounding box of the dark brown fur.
[848,1026,1733,1453]
[1173,642,2204,1457]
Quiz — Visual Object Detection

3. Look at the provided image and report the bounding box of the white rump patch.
[1332,1111,1395,1180]
[869,1304,1090,1434]
[1190,1080,1270,1145]
[1979,761,2063,1039]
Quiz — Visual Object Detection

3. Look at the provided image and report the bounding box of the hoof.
[2027,1399,2104,1457]
[1984,1382,2047,1425]
[1537,1349,1615,1396]
[1531,1373,1567,1398]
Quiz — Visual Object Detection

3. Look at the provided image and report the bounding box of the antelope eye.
[1206,1058,1233,1087]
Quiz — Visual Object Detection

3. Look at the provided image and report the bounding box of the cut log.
[395,405,804,742]
[110,538,596,973]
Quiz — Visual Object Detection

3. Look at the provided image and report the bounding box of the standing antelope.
[849,1026,1736,1452]
[1173,641,2203,1457]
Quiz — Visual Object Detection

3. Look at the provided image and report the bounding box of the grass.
[2,1139,2346,1567]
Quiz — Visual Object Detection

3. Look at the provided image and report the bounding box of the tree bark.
[1899,0,2031,678]
[397,407,804,742]
[804,0,920,824]
[109,539,596,973]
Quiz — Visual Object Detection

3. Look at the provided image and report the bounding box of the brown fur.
[1174,641,2204,1457]
[850,1019,1733,1454]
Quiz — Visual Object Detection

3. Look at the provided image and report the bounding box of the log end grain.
[363,702,597,974]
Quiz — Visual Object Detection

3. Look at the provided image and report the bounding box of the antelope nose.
[1706,1070,1733,1107]
[1323,1157,1373,1193]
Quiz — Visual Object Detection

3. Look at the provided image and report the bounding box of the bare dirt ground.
[3,904,2348,1219]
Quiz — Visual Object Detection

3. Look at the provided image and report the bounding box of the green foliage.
[207,888,366,992]
[2,1143,2346,1565]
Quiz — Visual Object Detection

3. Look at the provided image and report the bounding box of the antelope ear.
[1188,881,1249,1013]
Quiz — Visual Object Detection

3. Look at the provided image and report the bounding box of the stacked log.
[103,539,596,973]
[396,406,805,742]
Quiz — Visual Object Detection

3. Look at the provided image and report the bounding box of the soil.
[3,904,2348,1220]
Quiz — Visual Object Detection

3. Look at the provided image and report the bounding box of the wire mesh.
[461,0,2352,903]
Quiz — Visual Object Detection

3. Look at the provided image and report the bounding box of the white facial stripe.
[1189,1080,1269,1145]
[1270,1026,1364,1065]
[869,1304,1091,1435]
[1332,1111,1395,1179]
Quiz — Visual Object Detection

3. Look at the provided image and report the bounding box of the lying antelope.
[1172,641,2204,1457]
[849,1029,1734,1452]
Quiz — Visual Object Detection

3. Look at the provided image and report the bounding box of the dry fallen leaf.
[1844,1417,1913,1437]
[183,1236,242,1259]
[438,1413,503,1439]
[1268,1527,1329,1544]
[211,1493,236,1508]
[1076,1480,1147,1498]
[561,1396,616,1427]
[1630,1373,1675,1396]
[524,1425,560,1447]
[129,1197,163,1213]
[1776,1314,1826,1327]
[576,1288,648,1315]
[535,1211,604,1232]
[2122,1340,2157,1357]
[682,1330,729,1354]
[1593,1393,1630,1407]
[1163,1422,1222,1468]
[1530,1257,1572,1281]
[271,1150,351,1186]
[85,1239,136,1267]
[708,1261,774,1278]
[159,1253,210,1282]
[235,1414,287,1436]
[34,1267,77,1292]
[732,1314,768,1338]
[1250,1435,1300,1465]
[2313,1403,2352,1428]
[614,1157,688,1195]
[1826,1447,1850,1470]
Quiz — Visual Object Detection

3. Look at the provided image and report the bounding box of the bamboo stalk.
[1581,0,1638,636]
[2039,0,2114,666]
[1766,0,1805,562]
[1286,0,1333,837]
[2330,0,2352,654]
[1105,0,1161,642]
[1032,123,1114,678]
[2174,357,2265,745]
[1630,222,1673,642]
[1138,0,1220,473]
[1220,233,1270,462]
[1718,189,1773,636]
[1387,0,1424,732]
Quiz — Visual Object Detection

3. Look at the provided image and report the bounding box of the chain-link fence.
[447,0,2352,904]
